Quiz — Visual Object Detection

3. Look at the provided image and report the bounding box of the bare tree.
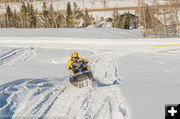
[168,0,177,37]
[91,0,94,16]
[82,0,85,14]
[175,0,180,37]
[102,0,106,19]
[163,8,168,37]
[138,0,141,27]
[154,0,159,37]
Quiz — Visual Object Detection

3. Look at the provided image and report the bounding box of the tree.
[83,9,91,28]
[30,4,36,28]
[66,2,74,28]
[122,12,131,29]
[144,5,153,28]
[5,5,13,27]
[73,2,81,19]
[112,7,116,27]
[12,9,20,27]
[102,0,107,18]
[42,2,48,27]
[56,13,65,28]
[20,2,27,28]
[26,3,31,27]
[48,4,55,28]
[73,2,82,27]
[112,7,122,28]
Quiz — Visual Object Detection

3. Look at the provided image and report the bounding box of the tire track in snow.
[40,88,65,119]
[89,51,122,84]
[0,78,67,118]
[44,52,128,119]
[0,47,35,67]
[0,51,128,119]
[89,51,128,118]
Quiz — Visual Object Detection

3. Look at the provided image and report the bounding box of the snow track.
[0,51,128,119]
[0,48,35,67]
[0,78,67,119]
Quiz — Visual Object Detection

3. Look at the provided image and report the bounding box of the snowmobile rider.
[67,52,90,76]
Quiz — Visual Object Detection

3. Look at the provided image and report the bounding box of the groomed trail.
[0,49,128,119]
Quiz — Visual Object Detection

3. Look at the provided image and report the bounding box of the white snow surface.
[0,28,180,119]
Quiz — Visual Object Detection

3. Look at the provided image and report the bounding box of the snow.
[0,48,35,67]
[119,51,180,119]
[0,28,141,39]
[0,47,128,119]
[0,28,180,119]
[144,0,168,5]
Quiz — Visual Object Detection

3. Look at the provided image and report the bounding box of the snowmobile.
[69,60,94,88]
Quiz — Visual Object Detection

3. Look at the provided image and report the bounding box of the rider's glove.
[68,66,72,70]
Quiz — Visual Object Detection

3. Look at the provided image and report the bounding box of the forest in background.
[0,0,179,38]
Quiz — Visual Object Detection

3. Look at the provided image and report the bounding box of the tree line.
[0,1,136,30]
[0,2,92,28]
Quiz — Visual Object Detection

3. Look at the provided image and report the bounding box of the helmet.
[72,52,78,58]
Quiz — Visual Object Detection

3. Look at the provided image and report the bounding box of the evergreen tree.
[56,13,65,28]
[5,5,13,27]
[20,2,27,28]
[73,2,81,19]
[73,2,82,27]
[12,9,20,27]
[42,2,48,27]
[26,3,31,27]
[30,4,36,28]
[112,7,122,28]
[145,5,152,28]
[66,2,74,28]
[48,4,55,28]
[66,2,72,16]
[83,9,91,28]
[122,12,131,29]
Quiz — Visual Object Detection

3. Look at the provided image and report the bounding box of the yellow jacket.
[67,57,89,75]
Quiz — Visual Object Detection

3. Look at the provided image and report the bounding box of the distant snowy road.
[0,37,180,50]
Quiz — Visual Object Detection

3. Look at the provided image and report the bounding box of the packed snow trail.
[0,51,128,119]
[45,52,127,119]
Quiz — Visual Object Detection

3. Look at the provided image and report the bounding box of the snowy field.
[0,28,180,119]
